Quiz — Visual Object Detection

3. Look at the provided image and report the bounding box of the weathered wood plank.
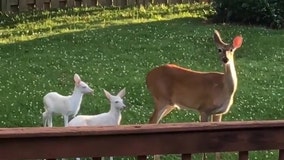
[114,0,127,7]
[9,0,18,5]
[153,0,168,4]
[36,0,44,10]
[27,0,35,3]
[59,0,67,8]
[82,0,97,6]
[19,0,28,11]
[50,0,60,8]
[43,1,51,10]
[137,0,150,6]
[74,0,82,7]
[7,0,19,12]
[98,0,112,6]
[127,0,136,6]
[66,0,74,7]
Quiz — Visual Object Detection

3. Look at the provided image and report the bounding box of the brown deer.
[146,30,243,159]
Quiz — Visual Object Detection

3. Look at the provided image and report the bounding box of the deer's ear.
[74,74,81,84]
[213,30,226,47]
[103,89,111,100]
[233,36,243,49]
[117,88,126,98]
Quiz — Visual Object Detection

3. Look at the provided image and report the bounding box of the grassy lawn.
[0,3,284,160]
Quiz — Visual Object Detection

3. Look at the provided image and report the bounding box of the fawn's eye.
[82,86,87,88]
[115,101,119,103]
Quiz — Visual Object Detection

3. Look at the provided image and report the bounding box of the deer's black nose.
[222,57,228,63]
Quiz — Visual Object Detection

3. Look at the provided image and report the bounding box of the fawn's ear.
[103,89,111,100]
[74,74,81,85]
[117,88,126,98]
[233,36,243,49]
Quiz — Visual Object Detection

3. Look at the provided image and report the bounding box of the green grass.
[0,3,284,160]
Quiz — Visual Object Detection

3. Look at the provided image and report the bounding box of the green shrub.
[211,0,284,29]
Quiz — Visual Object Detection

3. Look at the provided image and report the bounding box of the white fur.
[42,74,93,127]
[68,88,126,127]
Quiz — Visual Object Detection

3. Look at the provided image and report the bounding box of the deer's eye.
[115,101,119,103]
[82,86,87,88]
[218,49,222,53]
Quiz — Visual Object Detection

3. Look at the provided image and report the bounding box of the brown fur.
[146,30,243,160]
[146,30,243,124]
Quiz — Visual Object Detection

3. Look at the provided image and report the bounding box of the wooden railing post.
[279,149,284,160]
[239,151,248,160]
[181,154,191,160]
[137,155,147,160]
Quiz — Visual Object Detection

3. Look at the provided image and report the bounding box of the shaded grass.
[0,3,284,160]
[0,3,214,44]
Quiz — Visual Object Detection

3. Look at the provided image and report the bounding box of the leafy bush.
[211,0,284,29]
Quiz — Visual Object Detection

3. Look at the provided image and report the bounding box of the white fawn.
[68,88,126,127]
[42,74,94,127]
[68,88,126,160]
[146,30,243,159]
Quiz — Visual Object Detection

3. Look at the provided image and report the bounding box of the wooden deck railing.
[0,120,284,160]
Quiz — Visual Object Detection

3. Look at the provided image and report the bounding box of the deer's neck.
[223,61,238,95]
[109,106,122,124]
[69,87,83,110]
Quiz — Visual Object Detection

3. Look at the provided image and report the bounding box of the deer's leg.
[43,110,53,127]
[149,98,163,124]
[149,101,174,160]
[149,104,174,124]
[63,115,69,127]
[42,111,48,127]
[149,97,173,124]
[47,114,53,127]
[199,112,210,122]
[149,109,161,124]
[212,114,222,160]
[149,106,164,160]
[160,105,176,120]
[212,114,222,122]
[199,112,211,160]
[150,105,174,160]
[153,155,161,160]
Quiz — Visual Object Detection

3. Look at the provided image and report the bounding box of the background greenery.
[212,0,284,29]
[0,3,283,160]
